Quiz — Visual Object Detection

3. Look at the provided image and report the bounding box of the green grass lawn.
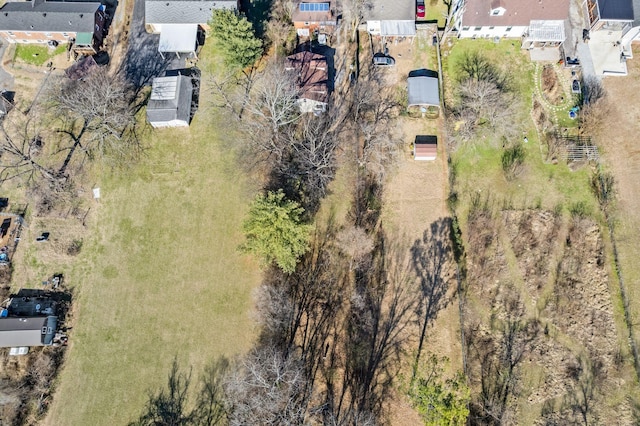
[14,44,66,66]
[43,48,262,425]
[426,0,449,27]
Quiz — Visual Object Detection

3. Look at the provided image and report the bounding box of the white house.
[454,0,570,40]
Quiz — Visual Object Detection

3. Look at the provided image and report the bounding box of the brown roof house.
[452,0,570,61]
[292,1,337,39]
[453,0,569,37]
[285,51,329,114]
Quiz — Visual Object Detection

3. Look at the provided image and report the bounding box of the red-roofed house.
[285,51,329,114]
[292,1,337,38]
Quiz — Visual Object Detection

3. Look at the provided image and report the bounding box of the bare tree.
[342,0,373,39]
[336,225,374,270]
[468,289,539,424]
[0,114,58,184]
[225,346,308,426]
[348,68,402,182]
[49,67,138,175]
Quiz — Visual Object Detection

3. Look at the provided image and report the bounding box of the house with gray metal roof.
[0,316,57,348]
[146,75,194,128]
[407,72,440,110]
[0,0,106,50]
[364,0,416,37]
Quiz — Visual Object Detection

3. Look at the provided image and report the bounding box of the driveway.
[0,42,15,91]
[121,0,183,89]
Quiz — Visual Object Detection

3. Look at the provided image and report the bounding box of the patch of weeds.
[590,168,615,209]
[67,239,83,256]
[553,202,564,217]
[569,200,591,218]
[501,143,525,180]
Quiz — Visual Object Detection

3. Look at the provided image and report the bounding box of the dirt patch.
[463,208,634,424]
[541,65,565,106]
[502,210,562,302]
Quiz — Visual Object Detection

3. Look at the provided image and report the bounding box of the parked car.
[417,0,425,19]
[373,55,396,67]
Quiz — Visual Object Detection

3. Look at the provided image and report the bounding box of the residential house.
[0,316,58,348]
[364,0,416,38]
[285,51,329,114]
[0,0,106,52]
[146,75,194,128]
[145,0,236,56]
[453,0,570,39]
[583,0,640,74]
[291,1,337,38]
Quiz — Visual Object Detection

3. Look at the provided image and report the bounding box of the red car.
[417,1,425,19]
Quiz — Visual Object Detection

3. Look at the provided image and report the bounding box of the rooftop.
[291,1,334,23]
[285,51,329,104]
[460,0,570,27]
[364,0,414,21]
[0,1,101,33]
[0,316,57,348]
[145,0,236,25]
[407,73,440,108]
[596,0,634,20]
[147,75,193,124]
[527,20,566,42]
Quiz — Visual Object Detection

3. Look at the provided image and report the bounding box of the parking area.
[367,28,438,86]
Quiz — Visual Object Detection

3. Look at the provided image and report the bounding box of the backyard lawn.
[42,48,262,424]
[442,39,640,423]
[14,44,66,66]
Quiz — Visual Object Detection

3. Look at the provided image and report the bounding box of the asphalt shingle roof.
[0,1,100,33]
[147,75,193,125]
[145,0,236,25]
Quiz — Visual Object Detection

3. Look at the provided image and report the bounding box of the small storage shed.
[146,75,194,128]
[407,72,440,110]
[414,135,437,161]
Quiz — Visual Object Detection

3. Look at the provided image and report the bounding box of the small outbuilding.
[407,71,440,111]
[146,75,194,128]
[414,135,437,161]
[0,316,58,348]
